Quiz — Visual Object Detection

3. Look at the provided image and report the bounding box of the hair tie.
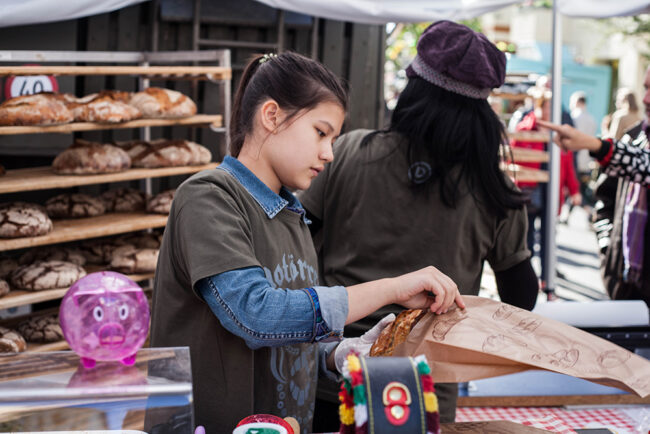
[259,53,278,64]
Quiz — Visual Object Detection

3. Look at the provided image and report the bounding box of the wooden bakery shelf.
[27,340,69,353]
[0,271,154,310]
[0,114,222,135]
[0,65,231,81]
[0,212,168,252]
[0,163,217,194]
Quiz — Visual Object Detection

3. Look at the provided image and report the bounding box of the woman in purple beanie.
[299,20,539,428]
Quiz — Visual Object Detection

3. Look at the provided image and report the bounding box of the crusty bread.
[0,202,53,238]
[0,326,26,353]
[114,139,211,168]
[52,139,131,175]
[45,193,106,219]
[146,189,175,214]
[101,188,146,212]
[129,87,197,118]
[0,93,73,126]
[64,90,141,123]
[10,260,86,291]
[369,309,426,357]
[110,245,159,273]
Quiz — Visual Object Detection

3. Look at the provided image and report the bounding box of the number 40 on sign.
[4,66,58,101]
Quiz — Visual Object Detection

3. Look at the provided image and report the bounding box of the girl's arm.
[196,266,347,350]
[345,266,464,322]
[197,265,463,350]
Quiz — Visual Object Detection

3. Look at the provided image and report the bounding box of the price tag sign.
[4,65,58,101]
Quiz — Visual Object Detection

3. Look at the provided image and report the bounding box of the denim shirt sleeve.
[196,266,348,350]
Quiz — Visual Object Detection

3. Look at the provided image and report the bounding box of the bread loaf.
[10,260,86,291]
[130,87,197,118]
[17,314,63,343]
[45,193,106,219]
[19,246,86,267]
[0,202,53,238]
[0,93,73,126]
[115,139,211,168]
[101,188,146,212]
[52,140,131,175]
[64,90,141,123]
[146,189,175,214]
[0,326,26,353]
[369,309,426,357]
[110,245,158,273]
[0,258,19,279]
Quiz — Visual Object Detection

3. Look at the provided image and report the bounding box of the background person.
[299,21,538,429]
[538,65,650,307]
[604,88,642,140]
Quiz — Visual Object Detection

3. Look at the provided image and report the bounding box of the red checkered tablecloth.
[457,406,638,433]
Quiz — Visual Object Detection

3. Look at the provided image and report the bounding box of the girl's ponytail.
[230,55,265,157]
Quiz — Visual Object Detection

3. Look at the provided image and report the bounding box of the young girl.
[149,52,463,433]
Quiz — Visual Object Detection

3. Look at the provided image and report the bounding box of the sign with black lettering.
[4,65,58,101]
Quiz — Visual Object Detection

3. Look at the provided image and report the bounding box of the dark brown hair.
[230,52,348,157]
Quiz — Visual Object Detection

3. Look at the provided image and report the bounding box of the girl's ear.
[259,99,283,134]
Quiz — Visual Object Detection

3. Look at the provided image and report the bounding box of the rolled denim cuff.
[318,341,341,382]
[302,287,343,343]
[313,285,347,341]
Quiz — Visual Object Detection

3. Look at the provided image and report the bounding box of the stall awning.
[253,0,650,23]
[557,0,650,18]
[0,0,149,28]
[252,0,524,24]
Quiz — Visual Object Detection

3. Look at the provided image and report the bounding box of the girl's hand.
[536,120,602,152]
[392,266,465,315]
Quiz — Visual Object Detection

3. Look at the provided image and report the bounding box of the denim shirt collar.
[218,156,310,223]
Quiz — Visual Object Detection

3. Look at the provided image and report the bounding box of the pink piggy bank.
[60,271,150,369]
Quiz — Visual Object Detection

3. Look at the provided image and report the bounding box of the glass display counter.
[0,347,193,433]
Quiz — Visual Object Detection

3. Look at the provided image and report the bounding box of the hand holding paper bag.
[390,296,650,397]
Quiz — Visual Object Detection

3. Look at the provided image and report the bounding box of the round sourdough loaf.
[10,260,86,291]
[0,202,53,238]
[0,326,26,353]
[52,140,131,175]
[130,87,197,118]
[45,193,106,219]
[146,189,175,214]
[0,93,73,126]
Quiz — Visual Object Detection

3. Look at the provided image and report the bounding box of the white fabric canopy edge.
[254,0,650,23]
[0,0,150,28]
[253,0,524,24]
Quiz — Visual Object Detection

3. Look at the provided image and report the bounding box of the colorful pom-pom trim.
[338,352,440,434]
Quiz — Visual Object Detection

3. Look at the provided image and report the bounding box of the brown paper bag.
[393,296,650,397]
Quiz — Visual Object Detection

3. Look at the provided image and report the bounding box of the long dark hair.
[230,52,349,157]
[367,77,524,218]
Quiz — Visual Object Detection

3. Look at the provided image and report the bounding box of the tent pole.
[544,0,563,300]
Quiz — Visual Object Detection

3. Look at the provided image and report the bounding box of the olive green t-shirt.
[299,129,530,330]
[150,167,320,433]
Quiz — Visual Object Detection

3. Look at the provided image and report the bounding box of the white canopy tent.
[0,0,148,28]
[254,0,650,22]
[3,0,646,28]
